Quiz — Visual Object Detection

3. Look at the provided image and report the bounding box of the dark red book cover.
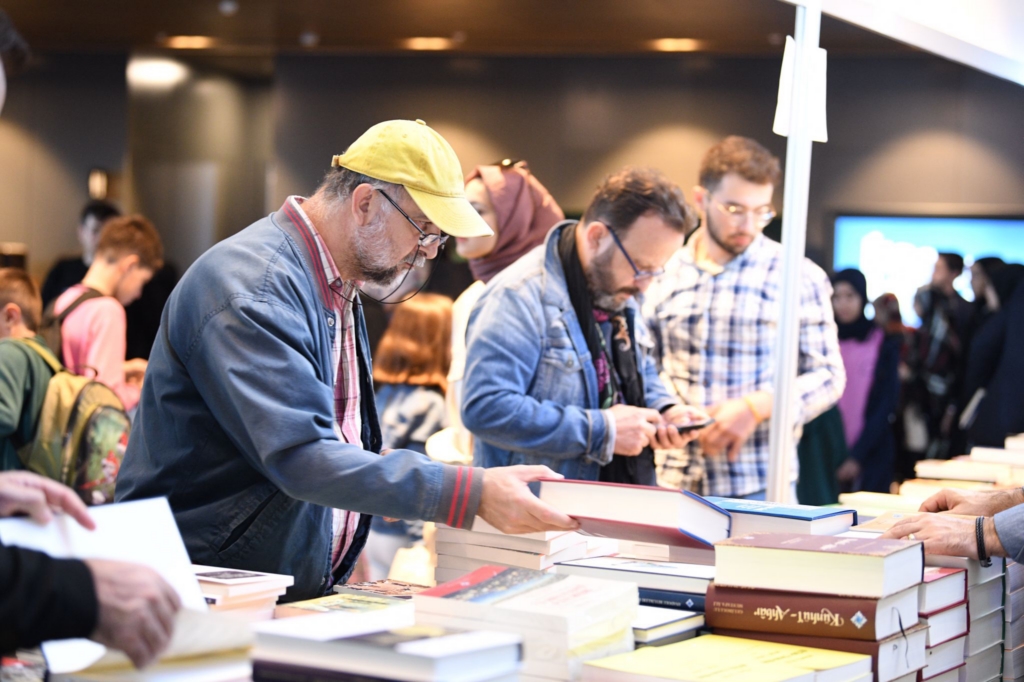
[706,583,892,641]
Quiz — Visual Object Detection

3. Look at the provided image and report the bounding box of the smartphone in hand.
[675,418,715,433]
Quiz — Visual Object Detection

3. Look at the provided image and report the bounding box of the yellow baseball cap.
[331,119,493,238]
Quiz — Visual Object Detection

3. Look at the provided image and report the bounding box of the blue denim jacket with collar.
[115,204,482,601]
[461,221,676,481]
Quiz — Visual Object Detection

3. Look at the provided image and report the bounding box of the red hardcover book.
[705,582,919,641]
[918,567,967,616]
[537,478,730,548]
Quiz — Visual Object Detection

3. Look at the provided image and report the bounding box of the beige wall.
[0,54,127,282]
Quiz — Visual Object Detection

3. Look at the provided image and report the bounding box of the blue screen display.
[833,215,1024,327]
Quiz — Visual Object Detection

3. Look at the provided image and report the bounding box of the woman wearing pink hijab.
[441,160,564,459]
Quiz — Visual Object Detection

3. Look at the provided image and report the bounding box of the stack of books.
[432,517,616,584]
[915,457,1024,486]
[413,565,638,681]
[1004,561,1024,680]
[581,634,873,682]
[554,557,713,612]
[705,497,857,536]
[616,540,714,567]
[193,565,294,621]
[254,619,521,682]
[708,532,927,682]
[927,555,1005,682]
[918,567,969,681]
[630,606,704,648]
[273,592,415,621]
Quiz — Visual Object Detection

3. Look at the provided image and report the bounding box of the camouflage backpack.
[12,337,130,505]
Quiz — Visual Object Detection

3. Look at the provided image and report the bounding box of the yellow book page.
[586,635,869,682]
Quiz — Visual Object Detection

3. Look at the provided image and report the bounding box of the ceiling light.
[649,38,704,52]
[127,57,189,88]
[218,0,239,17]
[403,37,455,51]
[164,35,218,49]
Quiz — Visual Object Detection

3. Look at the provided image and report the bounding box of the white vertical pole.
[766,0,822,503]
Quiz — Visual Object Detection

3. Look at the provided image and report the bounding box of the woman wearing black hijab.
[962,264,1024,447]
[831,269,902,493]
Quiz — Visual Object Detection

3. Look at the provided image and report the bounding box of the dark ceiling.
[4,0,913,58]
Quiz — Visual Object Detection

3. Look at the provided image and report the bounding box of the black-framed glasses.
[605,224,665,282]
[377,189,449,248]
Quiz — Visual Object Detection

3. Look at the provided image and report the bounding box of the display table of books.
[11,467,1024,682]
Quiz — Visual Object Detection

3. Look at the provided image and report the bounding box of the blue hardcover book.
[638,588,706,612]
[705,497,857,536]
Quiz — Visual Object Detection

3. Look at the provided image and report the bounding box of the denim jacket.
[462,221,676,480]
[115,204,482,601]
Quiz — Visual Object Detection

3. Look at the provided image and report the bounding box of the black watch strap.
[976,516,992,568]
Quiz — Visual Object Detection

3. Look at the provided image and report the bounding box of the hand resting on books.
[881,512,1006,560]
[477,465,580,534]
[918,487,1024,517]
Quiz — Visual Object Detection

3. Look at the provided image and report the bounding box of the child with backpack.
[0,268,130,504]
[0,269,54,472]
[45,215,164,412]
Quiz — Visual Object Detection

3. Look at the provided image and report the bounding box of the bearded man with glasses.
[116,120,580,601]
[462,167,711,486]
[643,136,845,502]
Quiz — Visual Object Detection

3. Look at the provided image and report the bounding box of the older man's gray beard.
[354,228,426,286]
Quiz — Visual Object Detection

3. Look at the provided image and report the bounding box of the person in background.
[644,136,845,500]
[961,264,1024,448]
[41,201,121,307]
[873,292,921,484]
[463,167,708,486]
[365,293,453,579]
[0,269,54,471]
[930,252,972,340]
[446,159,564,458]
[50,216,164,412]
[968,256,1006,335]
[831,269,901,493]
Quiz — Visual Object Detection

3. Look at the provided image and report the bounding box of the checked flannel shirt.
[643,229,845,498]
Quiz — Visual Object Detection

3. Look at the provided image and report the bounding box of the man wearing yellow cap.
[116,120,577,601]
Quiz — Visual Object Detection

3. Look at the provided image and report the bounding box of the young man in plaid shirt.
[644,136,845,500]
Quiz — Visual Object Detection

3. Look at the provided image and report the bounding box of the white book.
[1008,561,1024,594]
[254,623,520,682]
[463,516,568,541]
[913,668,959,682]
[1006,586,1024,622]
[921,635,966,680]
[554,557,714,594]
[960,642,1002,681]
[970,447,1024,468]
[915,458,1024,485]
[434,525,584,555]
[969,577,1005,620]
[1006,434,1024,451]
[920,567,967,615]
[926,554,1004,587]
[193,564,294,598]
[617,541,715,566]
[923,603,968,647]
[1003,643,1024,679]
[631,606,704,644]
[965,609,1004,657]
[1005,613,1024,650]
[435,540,588,570]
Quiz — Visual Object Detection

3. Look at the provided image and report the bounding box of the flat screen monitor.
[832,214,1024,327]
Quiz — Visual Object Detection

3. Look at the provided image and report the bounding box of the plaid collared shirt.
[287,197,362,578]
[643,230,845,498]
